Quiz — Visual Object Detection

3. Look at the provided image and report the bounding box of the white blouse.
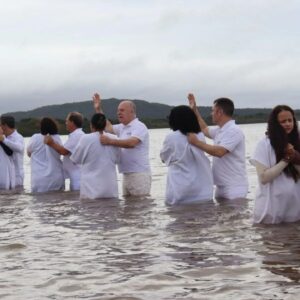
[27,134,64,193]
[70,132,120,199]
[160,130,213,205]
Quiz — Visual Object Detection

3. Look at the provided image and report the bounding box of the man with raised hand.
[0,115,24,188]
[187,93,248,200]
[44,112,85,191]
[93,93,151,197]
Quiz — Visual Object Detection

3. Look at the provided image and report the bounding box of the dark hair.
[40,117,58,135]
[267,105,300,181]
[213,98,234,117]
[67,112,83,128]
[168,105,200,135]
[91,113,106,131]
[0,115,15,128]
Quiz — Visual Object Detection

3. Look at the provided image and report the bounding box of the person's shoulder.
[133,118,148,130]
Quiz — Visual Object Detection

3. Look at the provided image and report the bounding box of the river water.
[1,124,300,300]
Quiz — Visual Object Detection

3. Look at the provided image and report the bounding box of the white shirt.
[160,131,213,205]
[209,120,248,195]
[27,134,64,193]
[63,128,85,190]
[0,145,15,190]
[251,136,300,224]
[113,118,150,174]
[70,132,120,199]
[3,130,24,186]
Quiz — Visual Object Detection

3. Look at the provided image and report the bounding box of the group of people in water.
[1,93,300,225]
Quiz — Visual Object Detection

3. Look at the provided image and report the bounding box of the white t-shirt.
[3,130,24,186]
[70,132,120,199]
[27,134,64,193]
[0,145,15,190]
[113,118,150,174]
[251,136,300,224]
[160,130,213,205]
[63,128,85,190]
[208,120,248,198]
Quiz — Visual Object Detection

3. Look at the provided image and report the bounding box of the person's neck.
[218,117,232,128]
[5,128,15,136]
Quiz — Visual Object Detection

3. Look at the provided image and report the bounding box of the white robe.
[2,130,24,186]
[0,146,15,190]
[27,134,64,193]
[251,136,300,224]
[160,131,213,205]
[70,132,120,199]
[63,128,85,191]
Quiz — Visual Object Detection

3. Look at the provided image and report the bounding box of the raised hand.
[187,93,197,111]
[93,93,101,113]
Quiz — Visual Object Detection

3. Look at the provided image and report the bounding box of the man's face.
[0,123,8,135]
[65,117,75,133]
[117,101,135,125]
[211,104,222,125]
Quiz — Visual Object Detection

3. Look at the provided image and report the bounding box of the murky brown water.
[1,125,300,299]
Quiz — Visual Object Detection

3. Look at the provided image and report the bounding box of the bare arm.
[187,93,210,138]
[44,135,70,156]
[93,92,114,133]
[188,133,228,157]
[100,134,140,148]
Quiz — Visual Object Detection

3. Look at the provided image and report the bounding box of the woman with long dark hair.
[27,117,64,193]
[160,105,213,205]
[251,105,300,224]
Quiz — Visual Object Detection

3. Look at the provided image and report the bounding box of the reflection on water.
[1,125,300,299]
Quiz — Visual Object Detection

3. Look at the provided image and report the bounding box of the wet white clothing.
[122,172,151,196]
[70,132,120,199]
[2,130,24,186]
[113,118,150,174]
[209,120,248,199]
[0,145,15,190]
[251,136,300,224]
[63,128,85,191]
[27,134,64,193]
[160,131,213,205]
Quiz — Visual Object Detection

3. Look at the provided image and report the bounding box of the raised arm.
[187,93,210,138]
[93,92,114,133]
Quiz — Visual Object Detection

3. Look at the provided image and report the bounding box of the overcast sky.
[1,0,300,113]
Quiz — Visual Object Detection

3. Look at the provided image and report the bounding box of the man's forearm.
[192,139,227,157]
[48,142,70,155]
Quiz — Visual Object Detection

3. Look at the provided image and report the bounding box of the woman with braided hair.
[251,105,300,224]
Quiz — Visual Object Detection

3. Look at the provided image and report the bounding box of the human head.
[40,117,59,135]
[268,105,298,138]
[212,98,234,125]
[117,100,136,125]
[168,105,200,135]
[66,112,83,132]
[90,113,106,132]
[0,115,15,136]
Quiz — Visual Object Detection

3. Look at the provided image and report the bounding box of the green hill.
[3,98,300,137]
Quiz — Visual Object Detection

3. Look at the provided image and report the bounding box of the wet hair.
[267,105,300,181]
[168,105,200,135]
[0,115,15,128]
[213,98,234,117]
[40,117,59,135]
[67,112,83,128]
[91,113,106,131]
